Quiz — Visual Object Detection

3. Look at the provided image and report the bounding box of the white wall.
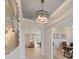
[42,26,73,59]
[65,27,73,44]
[42,27,65,59]
[51,27,73,47]
[52,27,66,47]
[51,27,73,59]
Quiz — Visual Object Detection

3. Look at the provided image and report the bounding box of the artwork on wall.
[53,33,66,39]
[53,33,60,39]
[61,34,66,39]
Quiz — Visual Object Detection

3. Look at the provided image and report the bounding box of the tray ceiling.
[21,0,65,20]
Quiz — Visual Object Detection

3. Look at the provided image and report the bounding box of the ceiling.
[21,0,65,20]
[5,0,73,33]
[54,0,73,28]
[21,0,73,32]
[45,0,73,28]
[55,16,73,28]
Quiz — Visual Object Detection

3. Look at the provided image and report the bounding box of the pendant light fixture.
[35,0,49,24]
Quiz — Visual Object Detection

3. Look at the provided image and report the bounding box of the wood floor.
[25,48,48,59]
[26,48,69,59]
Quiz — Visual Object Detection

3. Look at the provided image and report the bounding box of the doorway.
[25,32,46,59]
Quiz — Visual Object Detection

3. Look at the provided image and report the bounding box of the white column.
[15,0,26,59]
[19,27,25,59]
[13,17,18,33]
[41,25,52,59]
[41,25,45,55]
[41,28,45,55]
[43,26,52,59]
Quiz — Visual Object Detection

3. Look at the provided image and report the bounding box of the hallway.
[5,0,73,59]
[26,48,48,59]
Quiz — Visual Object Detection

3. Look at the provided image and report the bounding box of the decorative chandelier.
[35,0,49,24]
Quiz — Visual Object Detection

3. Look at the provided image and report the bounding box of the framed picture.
[53,33,66,39]
[61,34,66,39]
[53,33,60,39]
